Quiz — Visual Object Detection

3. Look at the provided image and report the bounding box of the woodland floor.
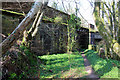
[6,46,120,79]
[38,52,88,78]
[38,50,120,79]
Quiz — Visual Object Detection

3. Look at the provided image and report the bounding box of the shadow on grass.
[39,53,85,78]
[82,49,120,78]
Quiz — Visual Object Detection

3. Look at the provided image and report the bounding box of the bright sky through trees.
[48,0,95,25]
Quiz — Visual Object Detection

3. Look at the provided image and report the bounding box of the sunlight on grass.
[84,50,120,78]
[38,52,87,78]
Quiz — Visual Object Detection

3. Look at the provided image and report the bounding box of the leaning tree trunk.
[22,9,45,46]
[94,2,120,57]
[0,0,49,56]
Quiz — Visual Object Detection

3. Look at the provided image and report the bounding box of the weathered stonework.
[1,3,89,55]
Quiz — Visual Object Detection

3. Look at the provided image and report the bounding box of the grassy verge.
[84,49,120,78]
[38,51,87,78]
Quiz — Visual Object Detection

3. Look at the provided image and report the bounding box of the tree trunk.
[94,2,120,57]
[0,0,49,56]
[118,1,120,44]
[28,9,44,38]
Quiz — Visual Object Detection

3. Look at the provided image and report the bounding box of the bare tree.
[0,0,49,56]
[94,1,120,58]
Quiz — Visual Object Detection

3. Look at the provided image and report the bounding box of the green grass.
[38,52,87,78]
[84,49,120,78]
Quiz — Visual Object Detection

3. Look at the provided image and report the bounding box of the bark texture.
[94,2,120,58]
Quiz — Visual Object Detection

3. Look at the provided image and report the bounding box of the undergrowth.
[5,48,88,79]
[4,45,39,79]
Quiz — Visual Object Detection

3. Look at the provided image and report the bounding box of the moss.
[1,9,97,32]
[0,9,24,16]
[113,43,120,54]
[88,45,93,50]
[54,16,63,23]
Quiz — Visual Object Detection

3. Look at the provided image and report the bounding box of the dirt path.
[81,53,99,79]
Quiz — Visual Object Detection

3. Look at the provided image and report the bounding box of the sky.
[48,0,95,25]
[47,0,119,30]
